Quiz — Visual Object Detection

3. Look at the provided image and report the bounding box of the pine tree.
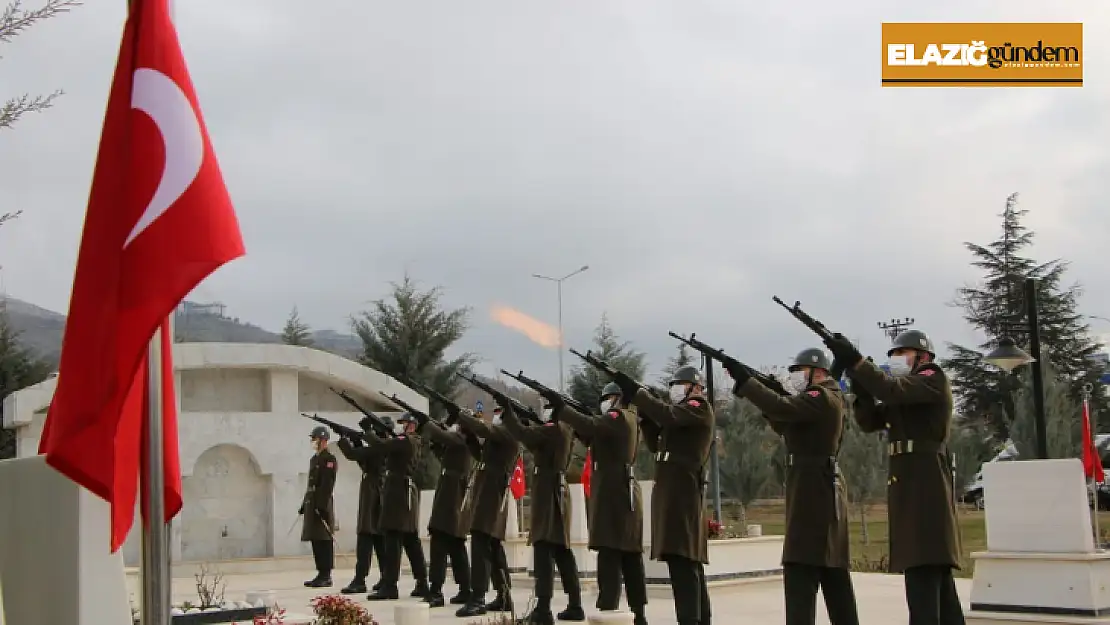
[1009,361,1082,460]
[280,307,314,347]
[716,396,777,527]
[657,343,694,386]
[943,193,1105,439]
[0,304,54,458]
[566,313,647,408]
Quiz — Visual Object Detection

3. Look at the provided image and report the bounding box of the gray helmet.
[789,348,831,372]
[397,413,416,424]
[669,365,703,387]
[378,415,395,430]
[888,330,936,358]
[309,426,329,440]
[601,382,622,398]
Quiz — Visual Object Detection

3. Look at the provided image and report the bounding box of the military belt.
[441,468,467,478]
[786,454,839,470]
[888,439,946,456]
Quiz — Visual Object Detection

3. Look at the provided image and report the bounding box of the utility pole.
[532,265,589,391]
[878,317,915,341]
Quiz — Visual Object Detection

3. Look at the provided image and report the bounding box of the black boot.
[410,578,430,598]
[449,590,471,605]
[366,585,398,600]
[340,579,366,594]
[372,580,382,591]
[485,594,513,612]
[632,606,649,625]
[527,608,555,624]
[423,592,445,607]
[304,575,332,588]
[557,604,586,621]
[455,598,487,617]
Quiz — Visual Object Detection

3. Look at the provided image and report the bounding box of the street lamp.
[532,265,589,392]
[984,277,1048,459]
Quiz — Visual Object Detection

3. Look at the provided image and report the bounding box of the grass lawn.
[726,500,1110,578]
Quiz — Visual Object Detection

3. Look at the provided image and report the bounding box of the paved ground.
[169,566,972,624]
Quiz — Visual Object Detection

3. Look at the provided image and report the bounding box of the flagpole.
[1085,383,1102,549]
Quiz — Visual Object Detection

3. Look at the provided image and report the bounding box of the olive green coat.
[632,389,714,563]
[736,377,850,568]
[363,432,422,534]
[556,404,643,553]
[457,410,520,540]
[423,422,475,538]
[335,437,385,535]
[502,404,574,546]
[851,359,961,573]
[300,447,337,542]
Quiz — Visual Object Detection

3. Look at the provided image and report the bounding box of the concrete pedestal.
[394,601,429,624]
[967,459,1109,623]
[0,456,132,625]
[588,611,635,624]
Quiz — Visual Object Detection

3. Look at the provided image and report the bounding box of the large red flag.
[1082,396,1105,484]
[38,0,244,551]
[581,449,592,497]
[510,457,526,499]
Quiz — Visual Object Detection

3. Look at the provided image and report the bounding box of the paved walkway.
[169,566,972,624]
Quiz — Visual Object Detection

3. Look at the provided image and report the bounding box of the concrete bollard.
[589,611,635,624]
[747,524,763,537]
[395,602,430,625]
[245,590,277,608]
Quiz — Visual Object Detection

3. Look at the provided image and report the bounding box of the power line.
[877,317,915,341]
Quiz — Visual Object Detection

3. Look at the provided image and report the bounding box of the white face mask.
[541,408,553,421]
[393,422,405,435]
[492,414,503,426]
[887,354,912,377]
[668,384,688,404]
[311,440,321,452]
[788,370,808,393]
[600,398,616,413]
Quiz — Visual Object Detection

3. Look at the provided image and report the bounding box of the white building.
[1,342,427,567]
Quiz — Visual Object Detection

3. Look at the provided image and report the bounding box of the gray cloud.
[1,0,1107,388]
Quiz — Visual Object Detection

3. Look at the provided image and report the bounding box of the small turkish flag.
[38,0,244,552]
[581,449,592,497]
[510,456,526,499]
[1082,396,1105,484]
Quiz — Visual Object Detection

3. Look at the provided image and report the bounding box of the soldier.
[365,414,430,601]
[300,426,338,588]
[334,418,387,595]
[729,348,860,625]
[613,365,714,625]
[416,409,476,608]
[549,382,647,625]
[454,405,518,617]
[500,401,585,624]
[825,330,965,625]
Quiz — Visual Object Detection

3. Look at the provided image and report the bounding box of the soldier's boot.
[410,578,430,598]
[340,579,366,594]
[631,605,649,625]
[449,590,471,605]
[371,580,382,591]
[557,604,586,621]
[455,597,487,617]
[366,585,399,601]
[423,592,445,608]
[526,606,556,624]
[485,571,513,613]
[304,575,332,588]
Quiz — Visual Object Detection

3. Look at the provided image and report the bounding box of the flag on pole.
[581,449,592,497]
[1082,396,1105,484]
[510,457,526,499]
[38,0,244,551]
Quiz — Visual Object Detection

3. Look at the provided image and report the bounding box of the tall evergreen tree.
[351,274,476,487]
[280,306,314,346]
[716,396,777,527]
[944,193,1105,439]
[657,343,694,386]
[1009,361,1082,460]
[0,304,54,458]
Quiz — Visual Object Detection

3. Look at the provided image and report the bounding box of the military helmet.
[788,347,831,372]
[309,425,329,440]
[601,381,622,398]
[669,365,703,387]
[378,415,395,430]
[888,329,936,358]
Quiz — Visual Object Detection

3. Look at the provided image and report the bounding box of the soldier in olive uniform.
[335,418,387,595]
[365,414,430,601]
[552,381,648,625]
[300,426,338,587]
[826,330,965,625]
[614,365,714,625]
[730,348,860,625]
[454,405,519,617]
[416,410,476,608]
[501,402,585,624]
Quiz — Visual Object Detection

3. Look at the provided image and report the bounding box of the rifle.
[771,297,846,381]
[567,349,653,396]
[329,387,397,439]
[666,332,790,397]
[301,412,367,442]
[455,372,545,426]
[499,369,593,415]
[380,392,432,427]
[410,380,462,426]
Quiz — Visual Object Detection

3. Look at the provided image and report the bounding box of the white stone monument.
[0,456,132,625]
[967,458,1110,624]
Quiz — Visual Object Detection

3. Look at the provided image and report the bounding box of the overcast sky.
[2,0,1108,388]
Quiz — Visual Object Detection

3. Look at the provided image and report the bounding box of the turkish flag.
[38,0,244,552]
[581,449,592,497]
[510,456,526,499]
[1082,396,1105,484]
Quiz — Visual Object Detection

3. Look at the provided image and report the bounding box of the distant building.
[177,300,227,318]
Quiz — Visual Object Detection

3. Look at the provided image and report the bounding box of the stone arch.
[180,444,273,561]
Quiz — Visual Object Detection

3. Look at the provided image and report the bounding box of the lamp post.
[532,265,589,392]
[984,277,1048,459]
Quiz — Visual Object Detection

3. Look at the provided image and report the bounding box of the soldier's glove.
[728,365,752,391]
[541,389,565,411]
[611,371,640,399]
[297,504,305,515]
[824,333,863,368]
